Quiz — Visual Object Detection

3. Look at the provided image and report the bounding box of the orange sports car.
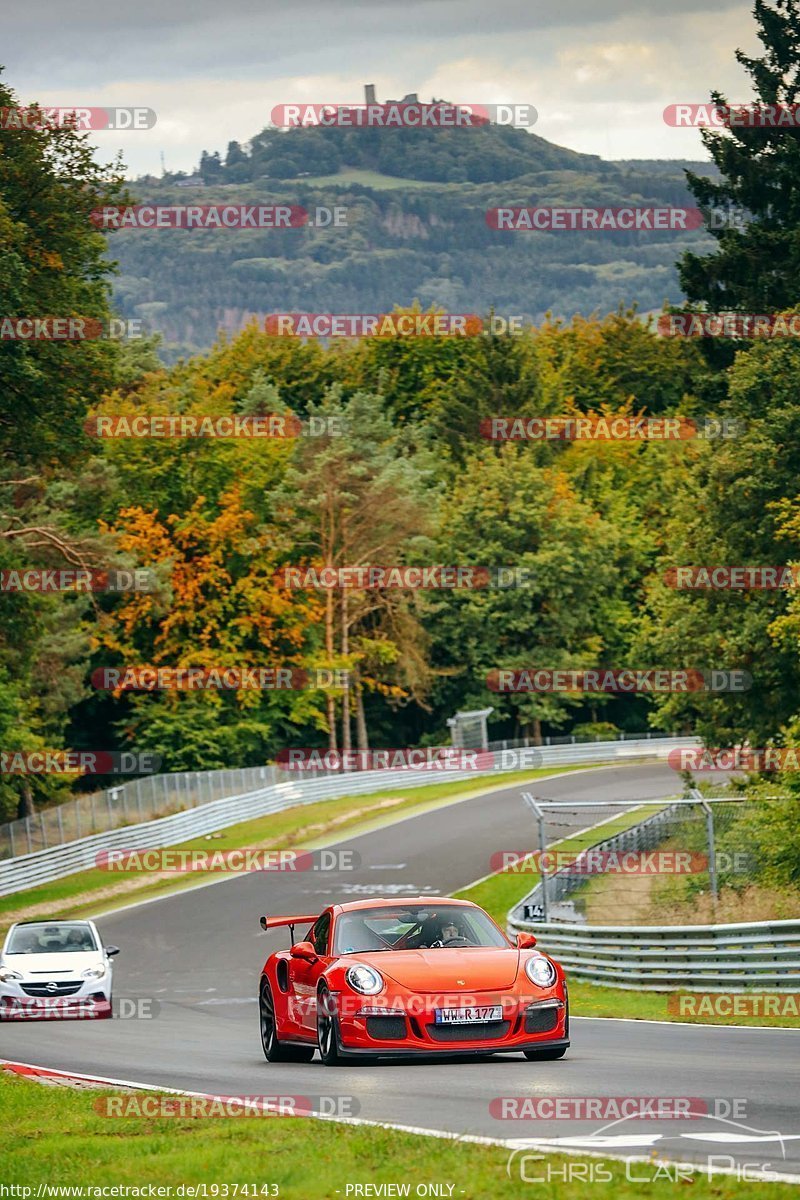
[257,896,568,1064]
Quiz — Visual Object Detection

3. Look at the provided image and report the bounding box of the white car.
[0,920,119,1020]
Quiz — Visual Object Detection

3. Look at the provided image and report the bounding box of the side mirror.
[105,945,120,957]
[516,933,537,949]
[290,940,317,963]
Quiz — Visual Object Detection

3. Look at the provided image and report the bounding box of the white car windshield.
[6,924,98,954]
[333,906,508,954]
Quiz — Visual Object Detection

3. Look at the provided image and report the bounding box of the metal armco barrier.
[506,914,800,992]
[507,797,800,992]
[0,735,694,897]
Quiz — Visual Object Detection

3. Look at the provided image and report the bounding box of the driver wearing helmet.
[437,917,461,945]
[425,914,467,948]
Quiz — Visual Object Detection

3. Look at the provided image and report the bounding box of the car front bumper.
[335,992,568,1057]
[0,979,112,1020]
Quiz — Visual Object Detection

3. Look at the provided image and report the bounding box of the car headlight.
[345,964,384,995]
[82,965,107,979]
[0,969,22,982]
[525,955,557,987]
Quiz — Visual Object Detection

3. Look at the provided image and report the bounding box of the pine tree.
[679,0,800,310]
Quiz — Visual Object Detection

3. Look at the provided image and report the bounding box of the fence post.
[56,805,64,844]
[40,812,47,848]
[26,817,32,855]
[705,801,718,906]
[522,793,548,923]
[694,791,718,907]
[9,821,15,858]
[136,778,143,820]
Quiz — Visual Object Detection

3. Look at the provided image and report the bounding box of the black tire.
[524,1045,568,1061]
[259,980,315,1063]
[316,985,344,1066]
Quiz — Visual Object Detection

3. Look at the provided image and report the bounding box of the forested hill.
[114,116,719,360]
[191,118,606,185]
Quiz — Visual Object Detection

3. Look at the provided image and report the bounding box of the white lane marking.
[529,1132,800,1148]
[572,1016,800,1032]
[85,764,630,924]
[4,1058,800,1185]
[369,864,407,870]
[685,1133,800,1144]
[532,1134,661,1148]
[336,883,438,895]
[195,997,257,1006]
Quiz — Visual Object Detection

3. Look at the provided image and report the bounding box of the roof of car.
[331,897,476,914]
[10,919,94,929]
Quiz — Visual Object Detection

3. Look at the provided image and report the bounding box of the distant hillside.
[185,111,607,188]
[114,118,718,360]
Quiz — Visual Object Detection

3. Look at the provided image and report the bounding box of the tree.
[635,332,800,745]
[0,74,131,817]
[199,150,222,182]
[91,489,324,770]
[430,447,633,743]
[272,386,435,752]
[679,0,800,310]
[224,140,247,167]
[0,75,129,469]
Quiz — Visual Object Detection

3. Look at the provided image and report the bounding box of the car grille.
[21,982,83,997]
[366,1016,407,1040]
[426,1020,510,1042]
[524,1006,560,1034]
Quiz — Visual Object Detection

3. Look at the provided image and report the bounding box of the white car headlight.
[525,955,557,988]
[0,969,22,982]
[345,964,384,995]
[82,964,107,979]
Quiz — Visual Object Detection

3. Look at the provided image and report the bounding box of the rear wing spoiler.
[260,914,316,943]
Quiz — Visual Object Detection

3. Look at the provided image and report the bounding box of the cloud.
[0,0,758,173]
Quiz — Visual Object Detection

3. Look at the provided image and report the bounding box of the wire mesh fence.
[0,730,675,862]
[0,766,276,861]
[509,795,767,927]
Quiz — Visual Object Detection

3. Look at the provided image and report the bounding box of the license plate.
[434,1005,502,1024]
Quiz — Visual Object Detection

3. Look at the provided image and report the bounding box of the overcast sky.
[2,0,758,177]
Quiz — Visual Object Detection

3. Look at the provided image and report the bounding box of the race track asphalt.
[3,762,799,1182]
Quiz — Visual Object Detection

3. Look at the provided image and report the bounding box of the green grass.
[456,803,800,1029]
[0,765,596,932]
[296,167,445,189]
[2,1072,795,1199]
[456,803,664,925]
[565,977,800,1027]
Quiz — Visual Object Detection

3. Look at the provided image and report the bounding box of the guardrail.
[507,914,800,992]
[0,734,694,898]
[0,729,678,861]
[507,796,800,992]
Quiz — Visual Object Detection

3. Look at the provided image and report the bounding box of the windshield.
[6,923,99,954]
[332,905,508,954]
